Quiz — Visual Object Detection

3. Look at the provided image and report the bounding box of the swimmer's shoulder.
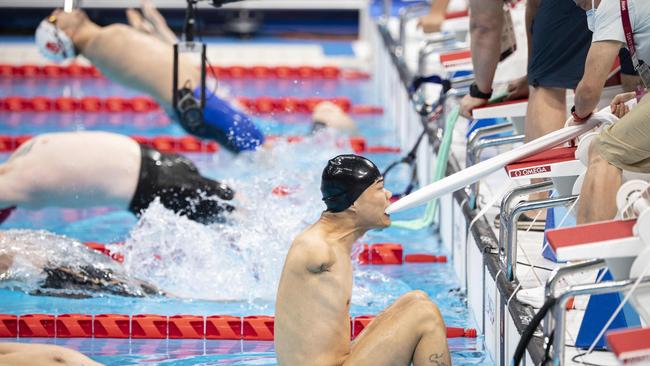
[289,232,335,274]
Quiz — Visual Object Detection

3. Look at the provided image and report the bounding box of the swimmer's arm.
[295,240,335,274]
[574,40,623,118]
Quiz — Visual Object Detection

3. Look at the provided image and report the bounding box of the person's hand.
[610,91,636,118]
[504,75,529,101]
[417,12,445,34]
[49,9,85,36]
[460,95,489,118]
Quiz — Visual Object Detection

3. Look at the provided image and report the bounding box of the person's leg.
[577,144,622,224]
[344,290,450,366]
[523,86,567,218]
[524,86,567,144]
[577,95,650,224]
[524,0,591,218]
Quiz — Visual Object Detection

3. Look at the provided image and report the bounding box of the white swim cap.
[35,17,76,62]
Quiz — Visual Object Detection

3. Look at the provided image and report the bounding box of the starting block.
[545,181,650,348]
[607,327,650,365]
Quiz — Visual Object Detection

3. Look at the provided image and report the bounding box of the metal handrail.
[398,3,431,55]
[467,122,514,150]
[542,259,606,341]
[417,35,458,75]
[552,276,650,365]
[498,181,554,260]
[504,195,579,282]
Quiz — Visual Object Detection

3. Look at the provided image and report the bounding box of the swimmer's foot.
[311,101,356,132]
[126,0,177,45]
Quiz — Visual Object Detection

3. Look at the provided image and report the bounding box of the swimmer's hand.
[126,0,178,45]
[610,91,636,118]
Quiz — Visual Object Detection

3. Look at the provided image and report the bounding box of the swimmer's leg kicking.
[275,155,450,366]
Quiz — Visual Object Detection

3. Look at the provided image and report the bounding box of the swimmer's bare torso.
[0,131,140,210]
[0,342,103,366]
[275,222,353,366]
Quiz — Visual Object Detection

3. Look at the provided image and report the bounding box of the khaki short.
[596,94,650,173]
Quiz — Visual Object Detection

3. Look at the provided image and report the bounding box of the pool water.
[0,39,492,365]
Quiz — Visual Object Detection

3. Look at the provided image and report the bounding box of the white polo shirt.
[593,0,650,66]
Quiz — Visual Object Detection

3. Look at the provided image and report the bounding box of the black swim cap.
[321,154,382,212]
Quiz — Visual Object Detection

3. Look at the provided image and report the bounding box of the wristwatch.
[571,105,592,122]
[469,83,493,99]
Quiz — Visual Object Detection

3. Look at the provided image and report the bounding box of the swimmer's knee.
[401,290,431,305]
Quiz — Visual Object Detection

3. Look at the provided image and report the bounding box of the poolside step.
[0,313,477,341]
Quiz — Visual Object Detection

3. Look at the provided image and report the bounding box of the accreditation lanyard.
[620,0,650,100]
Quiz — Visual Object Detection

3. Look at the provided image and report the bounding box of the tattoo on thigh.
[428,353,448,366]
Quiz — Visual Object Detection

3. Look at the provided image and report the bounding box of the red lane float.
[0,64,370,80]
[131,314,168,339]
[404,254,448,263]
[0,314,17,337]
[242,316,274,341]
[93,314,130,338]
[84,242,125,263]
[0,314,477,340]
[0,96,383,115]
[18,314,55,338]
[357,243,448,265]
[56,314,93,338]
[206,315,242,340]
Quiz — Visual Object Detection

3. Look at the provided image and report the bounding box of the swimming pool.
[0,37,492,365]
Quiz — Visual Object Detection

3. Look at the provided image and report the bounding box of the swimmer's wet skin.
[275,154,451,366]
[0,230,163,298]
[0,342,104,366]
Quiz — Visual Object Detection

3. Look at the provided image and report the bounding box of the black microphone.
[209,0,244,7]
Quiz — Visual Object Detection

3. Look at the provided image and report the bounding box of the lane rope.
[0,64,371,80]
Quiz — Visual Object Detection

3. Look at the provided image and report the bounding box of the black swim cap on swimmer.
[321,154,382,212]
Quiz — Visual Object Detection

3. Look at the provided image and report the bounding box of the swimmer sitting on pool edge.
[35,2,355,153]
[0,131,234,225]
[275,155,451,366]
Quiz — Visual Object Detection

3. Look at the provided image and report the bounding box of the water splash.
[116,133,412,305]
[0,229,154,297]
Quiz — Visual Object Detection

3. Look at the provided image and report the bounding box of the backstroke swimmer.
[35,2,355,153]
